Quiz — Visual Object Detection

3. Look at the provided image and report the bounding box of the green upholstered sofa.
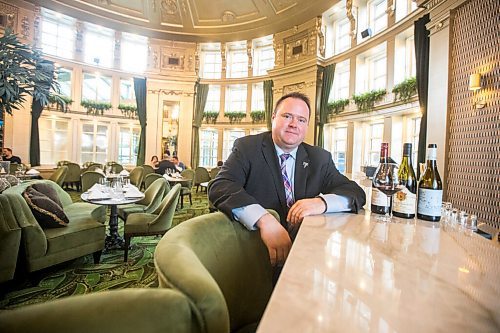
[154,212,274,333]
[2,180,107,273]
[0,288,193,333]
[0,194,22,283]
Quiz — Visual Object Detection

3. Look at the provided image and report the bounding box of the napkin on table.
[124,186,143,199]
[26,169,40,175]
[120,169,130,176]
[87,189,110,200]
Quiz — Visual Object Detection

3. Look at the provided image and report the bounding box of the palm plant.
[0,29,63,115]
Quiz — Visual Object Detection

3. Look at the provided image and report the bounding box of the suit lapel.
[261,133,287,210]
[294,144,310,201]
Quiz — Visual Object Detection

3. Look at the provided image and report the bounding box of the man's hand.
[287,197,327,225]
[256,213,292,266]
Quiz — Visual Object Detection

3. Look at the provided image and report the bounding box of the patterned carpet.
[0,187,210,309]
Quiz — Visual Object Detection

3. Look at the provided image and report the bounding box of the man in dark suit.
[209,92,366,267]
[155,159,177,175]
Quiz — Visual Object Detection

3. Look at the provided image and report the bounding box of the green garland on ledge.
[392,77,417,103]
[327,99,350,115]
[250,110,265,123]
[48,95,73,112]
[81,100,112,116]
[224,111,246,124]
[352,89,387,113]
[203,111,219,124]
[118,104,138,118]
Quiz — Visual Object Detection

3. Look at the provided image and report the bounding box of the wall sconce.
[469,73,486,108]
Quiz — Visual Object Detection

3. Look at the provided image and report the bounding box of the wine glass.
[372,162,404,222]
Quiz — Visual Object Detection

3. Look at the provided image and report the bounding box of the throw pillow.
[23,186,69,228]
[31,182,64,207]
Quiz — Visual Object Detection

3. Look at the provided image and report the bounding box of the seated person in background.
[155,158,177,175]
[150,155,159,168]
[172,156,185,172]
[2,148,22,164]
[217,160,223,167]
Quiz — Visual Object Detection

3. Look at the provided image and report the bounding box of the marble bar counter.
[257,211,500,333]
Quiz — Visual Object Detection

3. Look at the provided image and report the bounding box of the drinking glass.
[372,162,403,222]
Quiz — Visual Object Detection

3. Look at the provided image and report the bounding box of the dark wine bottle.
[371,142,391,215]
[417,144,443,221]
[393,143,417,219]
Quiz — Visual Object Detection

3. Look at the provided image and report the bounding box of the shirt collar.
[274,144,298,160]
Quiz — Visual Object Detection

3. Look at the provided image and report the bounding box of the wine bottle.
[371,142,391,215]
[417,144,443,221]
[393,143,417,219]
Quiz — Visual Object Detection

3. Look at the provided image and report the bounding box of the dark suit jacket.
[208,132,366,227]
[156,160,177,175]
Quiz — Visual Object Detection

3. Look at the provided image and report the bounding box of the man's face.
[271,97,309,152]
[2,149,8,157]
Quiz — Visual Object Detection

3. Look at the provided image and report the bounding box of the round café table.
[81,190,144,251]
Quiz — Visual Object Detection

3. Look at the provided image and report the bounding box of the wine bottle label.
[393,187,416,214]
[371,187,388,206]
[417,188,443,216]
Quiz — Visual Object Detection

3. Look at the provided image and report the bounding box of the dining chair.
[129,166,145,188]
[194,167,211,192]
[49,165,68,187]
[108,162,123,174]
[141,164,155,190]
[63,162,82,191]
[209,167,221,179]
[179,169,195,208]
[117,177,167,221]
[144,173,163,190]
[81,171,105,193]
[123,184,181,261]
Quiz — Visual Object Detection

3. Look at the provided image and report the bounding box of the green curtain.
[414,14,430,179]
[316,63,335,148]
[263,80,274,131]
[134,77,147,166]
[191,82,209,169]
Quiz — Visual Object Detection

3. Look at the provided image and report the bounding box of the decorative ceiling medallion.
[221,10,236,22]
[161,0,178,15]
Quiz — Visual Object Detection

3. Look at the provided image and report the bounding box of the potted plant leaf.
[352,89,387,113]
[327,99,350,115]
[250,110,265,123]
[81,100,112,116]
[203,111,219,124]
[225,111,246,124]
[48,95,73,112]
[118,103,137,118]
[392,77,417,103]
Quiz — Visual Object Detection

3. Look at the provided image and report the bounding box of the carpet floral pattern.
[0,187,210,309]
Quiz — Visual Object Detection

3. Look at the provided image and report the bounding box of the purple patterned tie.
[280,154,294,208]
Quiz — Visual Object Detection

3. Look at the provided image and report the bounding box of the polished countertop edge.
[257,211,500,333]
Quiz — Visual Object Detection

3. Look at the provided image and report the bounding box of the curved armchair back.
[209,167,221,179]
[49,166,68,187]
[129,166,145,187]
[154,211,273,333]
[144,173,163,190]
[81,171,105,192]
[194,167,210,185]
[140,177,167,213]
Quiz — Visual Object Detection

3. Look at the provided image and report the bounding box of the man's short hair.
[3,148,12,153]
[273,92,311,119]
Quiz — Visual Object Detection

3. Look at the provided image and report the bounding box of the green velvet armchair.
[0,289,193,333]
[0,194,21,283]
[154,212,274,333]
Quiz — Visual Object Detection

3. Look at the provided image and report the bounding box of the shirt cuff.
[232,204,268,231]
[319,193,351,213]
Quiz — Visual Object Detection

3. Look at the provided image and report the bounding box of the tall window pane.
[56,67,72,97]
[121,32,148,73]
[39,117,70,164]
[251,83,264,111]
[331,127,347,173]
[41,8,75,59]
[369,0,387,34]
[120,79,135,104]
[225,84,247,112]
[227,41,248,78]
[82,73,112,102]
[118,126,140,165]
[253,36,274,76]
[223,129,245,161]
[205,85,221,112]
[84,23,114,68]
[368,123,384,166]
[199,129,218,167]
[335,18,351,54]
[81,122,108,164]
[200,43,222,79]
[330,59,350,101]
